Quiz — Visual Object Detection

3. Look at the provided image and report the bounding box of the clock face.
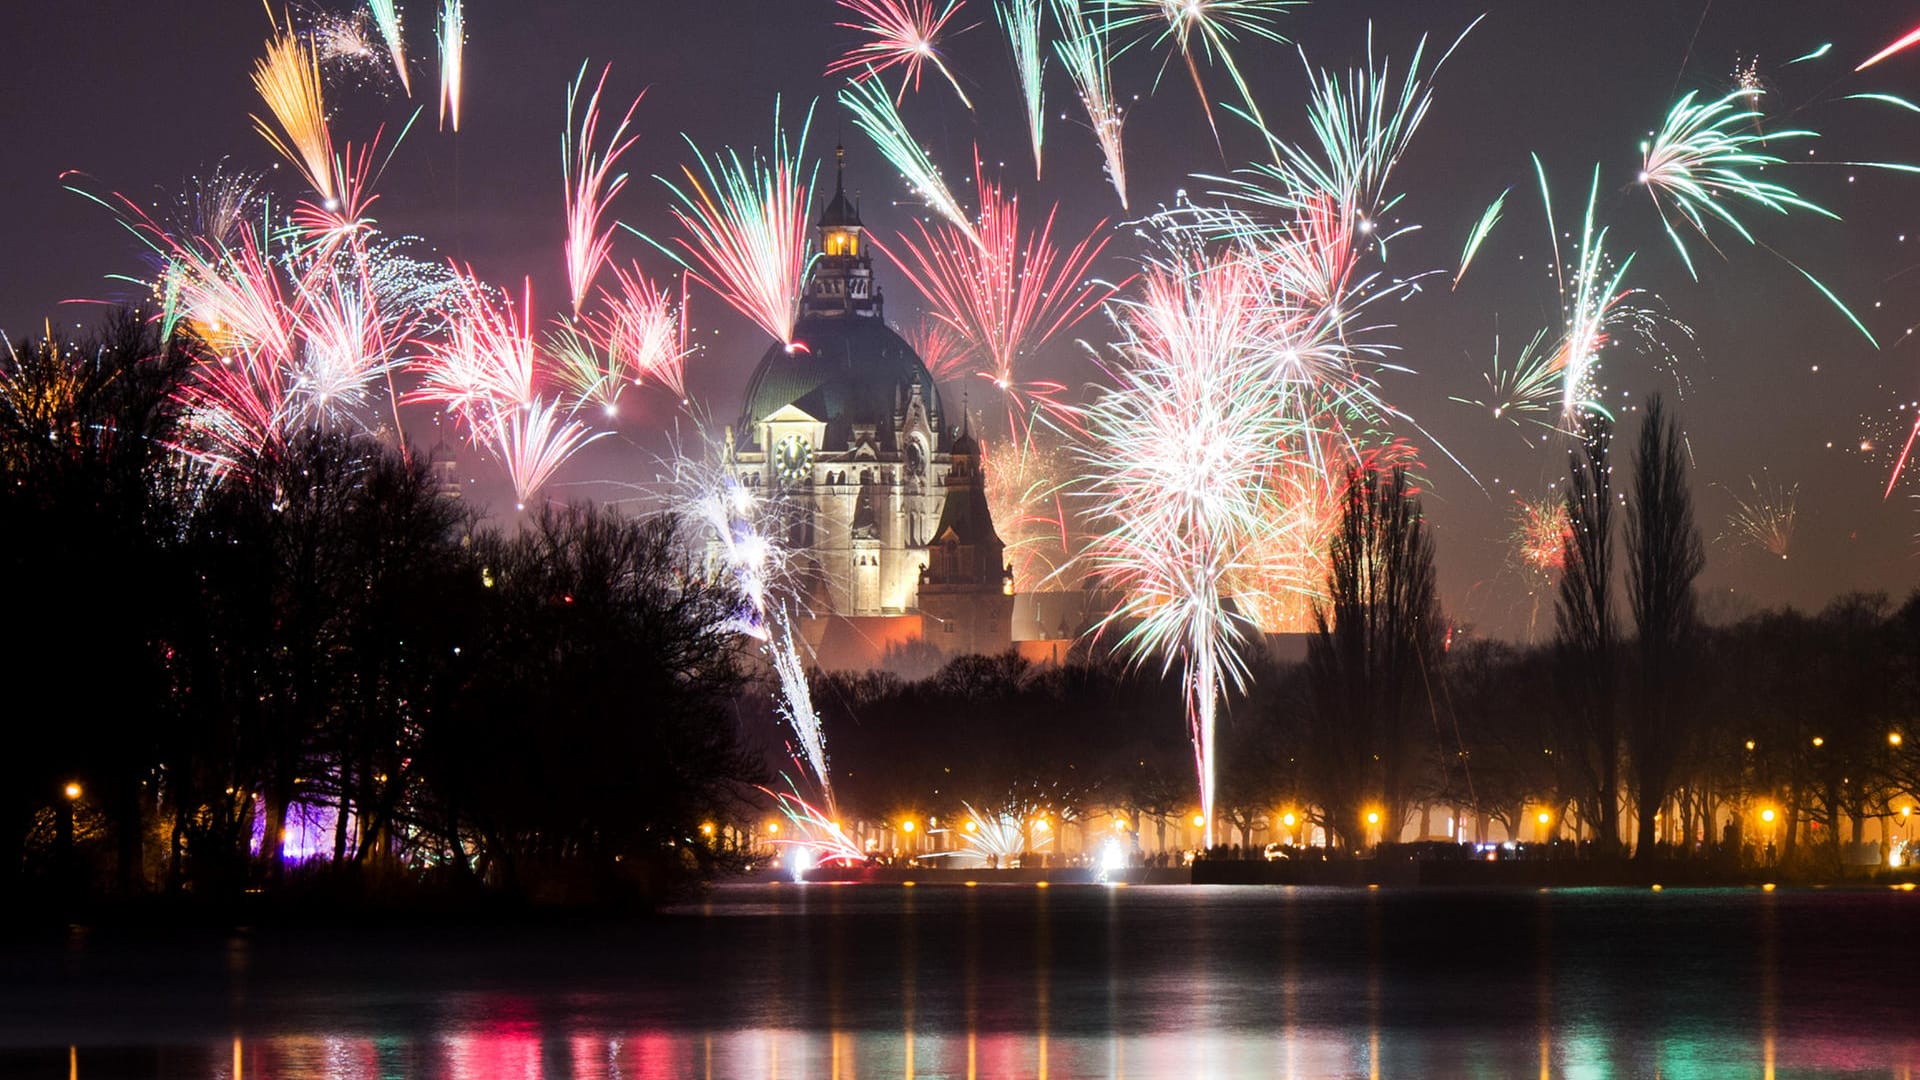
[773,435,813,485]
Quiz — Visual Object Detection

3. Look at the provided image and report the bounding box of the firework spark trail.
[653,101,818,350]
[594,262,692,401]
[1720,473,1798,559]
[488,395,606,508]
[367,0,411,94]
[1454,188,1506,289]
[684,463,788,639]
[563,64,645,317]
[995,0,1047,177]
[765,784,865,865]
[438,0,464,131]
[1078,255,1284,847]
[251,33,336,204]
[671,435,833,798]
[827,0,975,109]
[769,613,831,800]
[1110,0,1297,145]
[1889,412,1920,499]
[955,801,1052,862]
[1052,0,1129,209]
[1859,22,1920,71]
[1537,158,1635,426]
[873,159,1118,421]
[838,76,978,242]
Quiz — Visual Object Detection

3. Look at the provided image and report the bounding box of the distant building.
[725,148,1012,668]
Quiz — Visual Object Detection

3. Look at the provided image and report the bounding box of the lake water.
[2,883,1915,1078]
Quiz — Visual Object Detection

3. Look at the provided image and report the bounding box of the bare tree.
[1307,467,1443,851]
[1554,413,1621,854]
[1626,394,1705,859]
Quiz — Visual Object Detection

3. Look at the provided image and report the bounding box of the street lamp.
[1812,736,1825,748]
[1890,732,1904,748]
[900,819,915,833]
[62,782,81,801]
[1191,813,1206,829]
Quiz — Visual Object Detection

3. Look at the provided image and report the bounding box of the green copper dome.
[738,314,947,453]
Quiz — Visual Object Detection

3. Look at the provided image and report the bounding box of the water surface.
[2,884,1914,1078]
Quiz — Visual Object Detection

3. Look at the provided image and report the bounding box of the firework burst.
[594,263,692,402]
[487,396,606,509]
[874,159,1117,420]
[562,64,645,317]
[903,316,975,382]
[654,101,818,350]
[983,420,1076,587]
[826,0,975,109]
[1719,473,1798,559]
[411,273,538,423]
[1110,0,1297,144]
[1638,89,1830,276]
[251,33,336,205]
[1513,495,1569,574]
[1077,255,1285,846]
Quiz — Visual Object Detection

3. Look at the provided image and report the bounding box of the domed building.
[724,150,1013,665]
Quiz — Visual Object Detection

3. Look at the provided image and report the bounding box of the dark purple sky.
[5,1,1920,637]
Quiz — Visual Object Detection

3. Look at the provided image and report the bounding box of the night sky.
[5,0,1920,639]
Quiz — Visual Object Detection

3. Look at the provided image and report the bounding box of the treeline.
[813,401,1920,872]
[2,314,755,907]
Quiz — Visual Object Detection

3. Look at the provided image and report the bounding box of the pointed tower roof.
[950,396,979,457]
[818,144,862,228]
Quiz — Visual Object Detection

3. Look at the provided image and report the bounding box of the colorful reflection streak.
[27,888,1920,1079]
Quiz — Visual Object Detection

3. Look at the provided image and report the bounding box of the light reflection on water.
[6,884,1918,1079]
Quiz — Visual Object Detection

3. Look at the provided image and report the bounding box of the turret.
[804,145,877,319]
